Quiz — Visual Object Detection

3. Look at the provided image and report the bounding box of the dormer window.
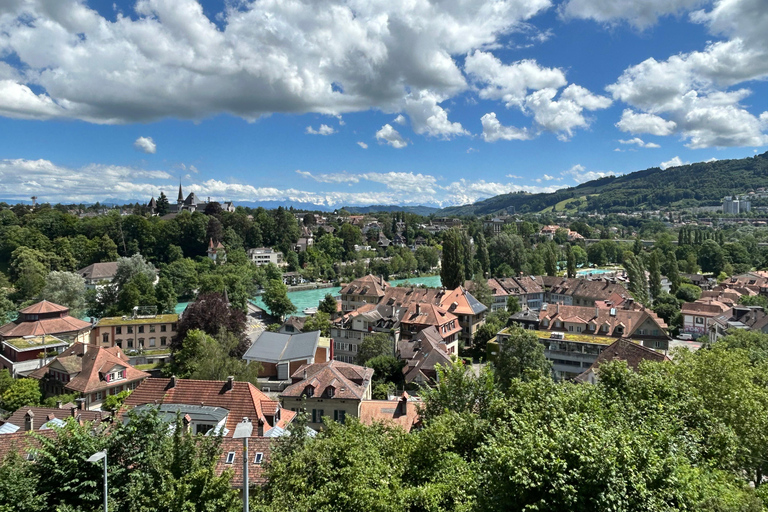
[326,386,335,398]
[304,385,314,398]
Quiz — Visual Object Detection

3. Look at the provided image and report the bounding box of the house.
[496,276,544,310]
[29,342,149,410]
[438,286,488,346]
[542,278,631,307]
[482,216,516,234]
[0,334,70,377]
[339,274,391,312]
[575,338,670,384]
[485,278,509,312]
[0,300,92,344]
[397,326,454,384]
[121,376,294,436]
[90,313,179,352]
[358,393,420,432]
[507,308,541,330]
[708,306,768,343]
[680,273,715,290]
[538,301,670,350]
[77,262,119,289]
[207,238,227,264]
[399,303,461,352]
[539,225,560,240]
[282,272,304,286]
[331,303,401,363]
[279,360,374,430]
[247,248,285,267]
[216,436,272,490]
[243,330,331,382]
[681,299,730,337]
[279,316,306,334]
[0,403,108,434]
[721,272,768,295]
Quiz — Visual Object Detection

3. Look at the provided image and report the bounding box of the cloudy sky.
[0,0,766,207]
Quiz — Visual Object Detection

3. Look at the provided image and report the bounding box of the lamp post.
[87,450,108,512]
[233,417,253,512]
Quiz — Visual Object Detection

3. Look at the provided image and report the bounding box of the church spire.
[177,180,184,204]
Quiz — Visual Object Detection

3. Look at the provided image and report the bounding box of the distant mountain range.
[341,205,441,215]
[439,151,768,216]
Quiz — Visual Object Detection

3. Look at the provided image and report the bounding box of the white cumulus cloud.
[133,136,157,154]
[660,156,688,169]
[357,141,368,149]
[481,112,531,142]
[375,124,409,148]
[306,124,336,135]
[618,137,660,148]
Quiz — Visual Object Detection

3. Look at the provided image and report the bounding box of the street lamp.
[87,450,108,512]
[233,417,253,512]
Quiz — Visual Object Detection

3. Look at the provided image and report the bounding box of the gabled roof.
[439,286,488,316]
[359,396,420,432]
[216,436,272,488]
[281,360,373,401]
[121,377,290,435]
[400,303,460,339]
[540,303,668,338]
[28,343,149,393]
[77,262,119,281]
[399,327,453,384]
[576,338,669,382]
[1,406,108,433]
[243,331,321,363]
[339,274,391,298]
[0,302,91,339]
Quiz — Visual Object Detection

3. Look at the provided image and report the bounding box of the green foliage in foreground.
[254,334,768,511]
[0,408,239,512]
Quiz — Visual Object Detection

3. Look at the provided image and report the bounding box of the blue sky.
[0,0,766,207]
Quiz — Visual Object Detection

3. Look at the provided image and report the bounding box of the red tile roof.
[216,436,273,488]
[28,342,149,394]
[339,274,391,298]
[121,378,285,435]
[20,300,69,315]
[400,303,461,340]
[281,360,373,400]
[0,308,92,339]
[1,405,109,432]
[359,395,420,432]
[576,338,669,382]
[0,430,57,461]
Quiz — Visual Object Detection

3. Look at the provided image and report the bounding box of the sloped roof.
[400,329,453,385]
[379,286,446,308]
[339,274,391,298]
[77,262,119,281]
[400,303,461,340]
[540,303,668,337]
[439,286,487,316]
[121,377,287,434]
[576,338,669,382]
[281,360,373,401]
[29,343,149,394]
[2,406,108,432]
[243,330,321,363]
[359,396,420,432]
[20,300,69,315]
[216,436,272,488]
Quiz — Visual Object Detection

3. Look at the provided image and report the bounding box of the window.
[334,410,346,424]
[149,338,156,347]
[161,325,167,332]
[254,452,264,464]
[305,386,314,398]
[102,333,110,344]
[127,326,134,334]
[160,337,167,346]
[696,317,704,325]
[225,452,235,464]
[149,325,156,333]
[116,339,123,348]
[138,326,144,334]
[197,424,214,435]
[138,338,145,347]
[127,339,134,348]
[172,323,177,330]
[601,325,609,332]
[116,327,122,335]
[326,387,335,398]
[311,409,324,422]
[568,326,573,332]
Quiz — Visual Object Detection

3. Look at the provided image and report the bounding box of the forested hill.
[440,151,768,216]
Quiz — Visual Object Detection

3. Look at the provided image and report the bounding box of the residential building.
[681,299,730,337]
[279,316,307,334]
[399,303,462,351]
[723,195,751,214]
[121,376,294,436]
[339,274,391,312]
[496,276,544,310]
[541,277,631,307]
[538,301,670,350]
[575,338,670,384]
[0,300,92,344]
[247,247,285,267]
[331,304,401,363]
[29,342,150,410]
[358,393,420,432]
[539,225,560,240]
[482,216,515,234]
[507,308,541,330]
[708,306,768,343]
[721,271,768,295]
[438,286,488,346]
[485,278,509,312]
[243,330,331,383]
[90,313,179,352]
[279,360,374,430]
[216,436,272,490]
[207,238,227,264]
[77,262,119,289]
[397,326,454,384]
[0,403,108,434]
[0,334,70,377]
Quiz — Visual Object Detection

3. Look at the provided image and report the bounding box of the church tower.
[177,181,184,205]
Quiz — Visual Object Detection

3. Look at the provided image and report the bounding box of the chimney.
[257,418,264,437]
[595,306,599,319]
[70,407,78,418]
[555,303,559,315]
[302,368,307,380]
[56,400,62,409]
[76,398,86,410]
[226,376,234,391]
[170,375,177,388]
[416,304,421,315]
[398,393,408,415]
[24,410,34,431]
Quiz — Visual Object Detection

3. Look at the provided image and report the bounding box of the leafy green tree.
[114,254,156,288]
[440,229,465,289]
[101,389,132,413]
[699,239,726,275]
[666,251,681,294]
[262,279,296,320]
[355,332,392,364]
[473,311,506,355]
[302,311,332,337]
[566,245,576,278]
[0,450,47,512]
[160,258,199,298]
[168,329,261,385]
[41,271,86,315]
[172,292,247,355]
[419,360,500,423]
[648,250,662,301]
[317,293,338,316]
[0,369,13,395]
[506,295,521,314]
[474,233,490,275]
[675,283,702,303]
[652,292,682,325]
[154,277,177,313]
[488,232,526,274]
[493,327,550,392]
[9,246,49,300]
[1,378,41,412]
[544,244,558,277]
[470,274,493,309]
[0,288,15,324]
[623,250,649,305]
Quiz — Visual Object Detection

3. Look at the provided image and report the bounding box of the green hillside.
[440,151,768,216]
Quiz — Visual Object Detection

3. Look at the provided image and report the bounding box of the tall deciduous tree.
[440,229,465,290]
[172,292,247,355]
[355,332,393,364]
[648,250,662,301]
[474,233,490,276]
[493,327,551,392]
[41,271,86,315]
[262,279,296,320]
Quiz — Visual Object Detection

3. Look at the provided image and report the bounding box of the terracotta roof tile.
[216,436,272,488]
[282,360,373,400]
[359,397,420,432]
